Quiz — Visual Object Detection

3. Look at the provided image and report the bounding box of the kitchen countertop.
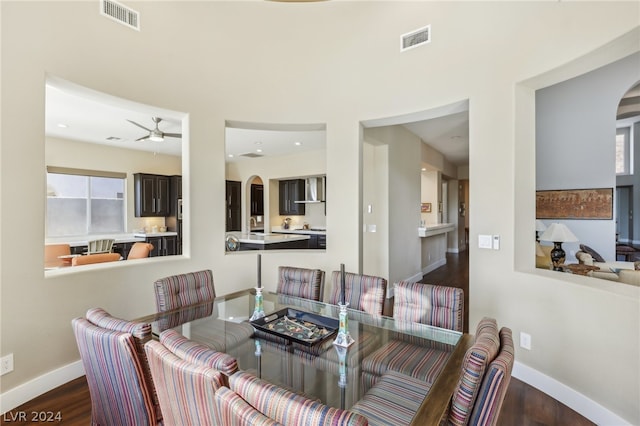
[271,226,326,235]
[46,232,177,247]
[418,223,455,237]
[134,232,178,238]
[228,233,311,245]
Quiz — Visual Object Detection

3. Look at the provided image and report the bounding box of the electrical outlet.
[1,353,14,375]
[520,332,532,350]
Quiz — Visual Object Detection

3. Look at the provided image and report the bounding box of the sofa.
[575,251,640,286]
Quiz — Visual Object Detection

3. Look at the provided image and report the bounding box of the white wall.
[1,2,639,422]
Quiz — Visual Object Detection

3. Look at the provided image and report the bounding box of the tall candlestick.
[340,263,346,305]
[257,254,262,288]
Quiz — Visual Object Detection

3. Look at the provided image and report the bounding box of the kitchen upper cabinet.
[279,179,305,216]
[226,180,242,231]
[251,184,264,216]
[134,173,171,217]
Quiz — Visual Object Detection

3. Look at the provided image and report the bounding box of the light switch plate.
[478,234,492,249]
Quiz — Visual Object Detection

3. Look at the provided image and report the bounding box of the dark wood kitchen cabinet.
[134,173,171,217]
[145,235,177,257]
[226,180,242,232]
[250,184,264,216]
[279,179,305,216]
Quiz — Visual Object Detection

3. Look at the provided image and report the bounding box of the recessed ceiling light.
[294,141,302,146]
[256,149,263,153]
[421,167,427,171]
[57,123,68,128]
[254,141,263,145]
[228,154,234,158]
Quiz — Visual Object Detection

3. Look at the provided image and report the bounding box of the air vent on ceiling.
[240,153,264,158]
[400,25,431,52]
[106,136,122,141]
[100,0,140,31]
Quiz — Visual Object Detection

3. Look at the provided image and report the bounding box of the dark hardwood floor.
[1,252,594,425]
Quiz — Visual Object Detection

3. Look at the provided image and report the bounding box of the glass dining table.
[134,288,474,425]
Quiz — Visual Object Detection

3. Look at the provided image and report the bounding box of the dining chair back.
[154,269,216,312]
[72,313,159,426]
[468,327,515,426]
[44,244,71,268]
[277,266,325,301]
[87,238,115,254]
[393,281,464,332]
[144,337,226,425]
[328,271,387,315]
[446,317,501,426]
[128,242,154,259]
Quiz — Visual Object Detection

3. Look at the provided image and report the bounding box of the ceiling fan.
[127,117,182,142]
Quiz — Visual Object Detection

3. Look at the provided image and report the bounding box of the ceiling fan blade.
[163,133,182,139]
[127,119,152,132]
[136,135,151,141]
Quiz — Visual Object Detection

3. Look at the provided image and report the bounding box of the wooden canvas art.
[536,188,613,220]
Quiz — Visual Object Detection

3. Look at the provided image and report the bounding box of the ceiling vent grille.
[401,25,431,52]
[240,153,264,158]
[100,0,140,31]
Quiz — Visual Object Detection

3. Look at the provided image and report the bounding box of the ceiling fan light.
[149,135,163,142]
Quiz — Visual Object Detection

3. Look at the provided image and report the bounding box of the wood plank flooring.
[1,251,595,425]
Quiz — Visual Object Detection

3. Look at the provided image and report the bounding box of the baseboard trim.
[513,361,630,425]
[0,361,85,415]
[422,258,446,275]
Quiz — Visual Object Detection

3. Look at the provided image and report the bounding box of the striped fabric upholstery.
[329,271,387,316]
[277,266,325,301]
[214,387,283,426]
[447,317,500,426]
[72,317,158,426]
[361,339,451,390]
[159,329,239,377]
[84,308,160,422]
[351,371,432,426]
[144,340,225,426]
[393,281,464,332]
[468,327,515,426]
[154,269,216,312]
[230,371,369,426]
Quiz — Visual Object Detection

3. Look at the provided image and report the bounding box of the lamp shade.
[535,220,547,232]
[539,223,578,243]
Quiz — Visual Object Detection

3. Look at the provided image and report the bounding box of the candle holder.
[333,303,354,347]
[250,287,265,321]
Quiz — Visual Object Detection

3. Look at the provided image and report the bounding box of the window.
[616,127,632,175]
[46,167,126,237]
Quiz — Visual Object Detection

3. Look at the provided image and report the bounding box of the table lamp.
[535,220,547,242]
[539,223,578,271]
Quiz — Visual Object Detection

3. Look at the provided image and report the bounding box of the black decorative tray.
[250,308,339,346]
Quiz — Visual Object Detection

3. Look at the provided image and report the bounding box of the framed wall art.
[421,202,432,213]
[536,188,613,220]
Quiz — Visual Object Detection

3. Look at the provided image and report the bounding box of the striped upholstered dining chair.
[153,269,216,312]
[72,309,161,425]
[445,317,502,426]
[328,271,387,316]
[144,331,231,425]
[277,266,326,301]
[393,281,464,332]
[467,327,515,426]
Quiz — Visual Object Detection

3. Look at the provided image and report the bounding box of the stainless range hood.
[295,176,325,203]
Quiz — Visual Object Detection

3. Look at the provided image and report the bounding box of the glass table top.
[139,289,464,419]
